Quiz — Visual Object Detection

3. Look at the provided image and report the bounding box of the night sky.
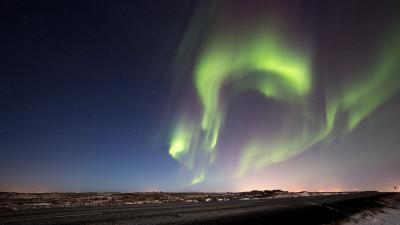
[1,0,399,192]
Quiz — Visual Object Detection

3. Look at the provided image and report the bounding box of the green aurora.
[168,2,400,185]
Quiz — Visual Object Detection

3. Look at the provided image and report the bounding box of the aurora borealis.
[1,0,400,193]
[169,1,400,189]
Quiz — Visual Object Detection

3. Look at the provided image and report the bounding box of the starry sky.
[1,0,399,192]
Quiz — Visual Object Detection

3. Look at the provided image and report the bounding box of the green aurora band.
[168,7,400,185]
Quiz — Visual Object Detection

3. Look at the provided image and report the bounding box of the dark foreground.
[0,192,393,225]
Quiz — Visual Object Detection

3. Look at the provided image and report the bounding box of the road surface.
[0,192,391,225]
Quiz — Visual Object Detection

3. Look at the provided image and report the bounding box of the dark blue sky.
[0,0,196,192]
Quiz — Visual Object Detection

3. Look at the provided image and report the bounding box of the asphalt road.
[0,192,391,225]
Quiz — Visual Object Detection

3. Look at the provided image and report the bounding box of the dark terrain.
[0,191,394,225]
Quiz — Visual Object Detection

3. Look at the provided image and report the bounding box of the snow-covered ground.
[0,191,353,211]
[331,194,400,225]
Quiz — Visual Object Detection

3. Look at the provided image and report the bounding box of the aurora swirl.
[168,1,400,186]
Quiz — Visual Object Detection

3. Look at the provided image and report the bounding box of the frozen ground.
[329,193,400,225]
[0,192,386,225]
[0,190,348,211]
